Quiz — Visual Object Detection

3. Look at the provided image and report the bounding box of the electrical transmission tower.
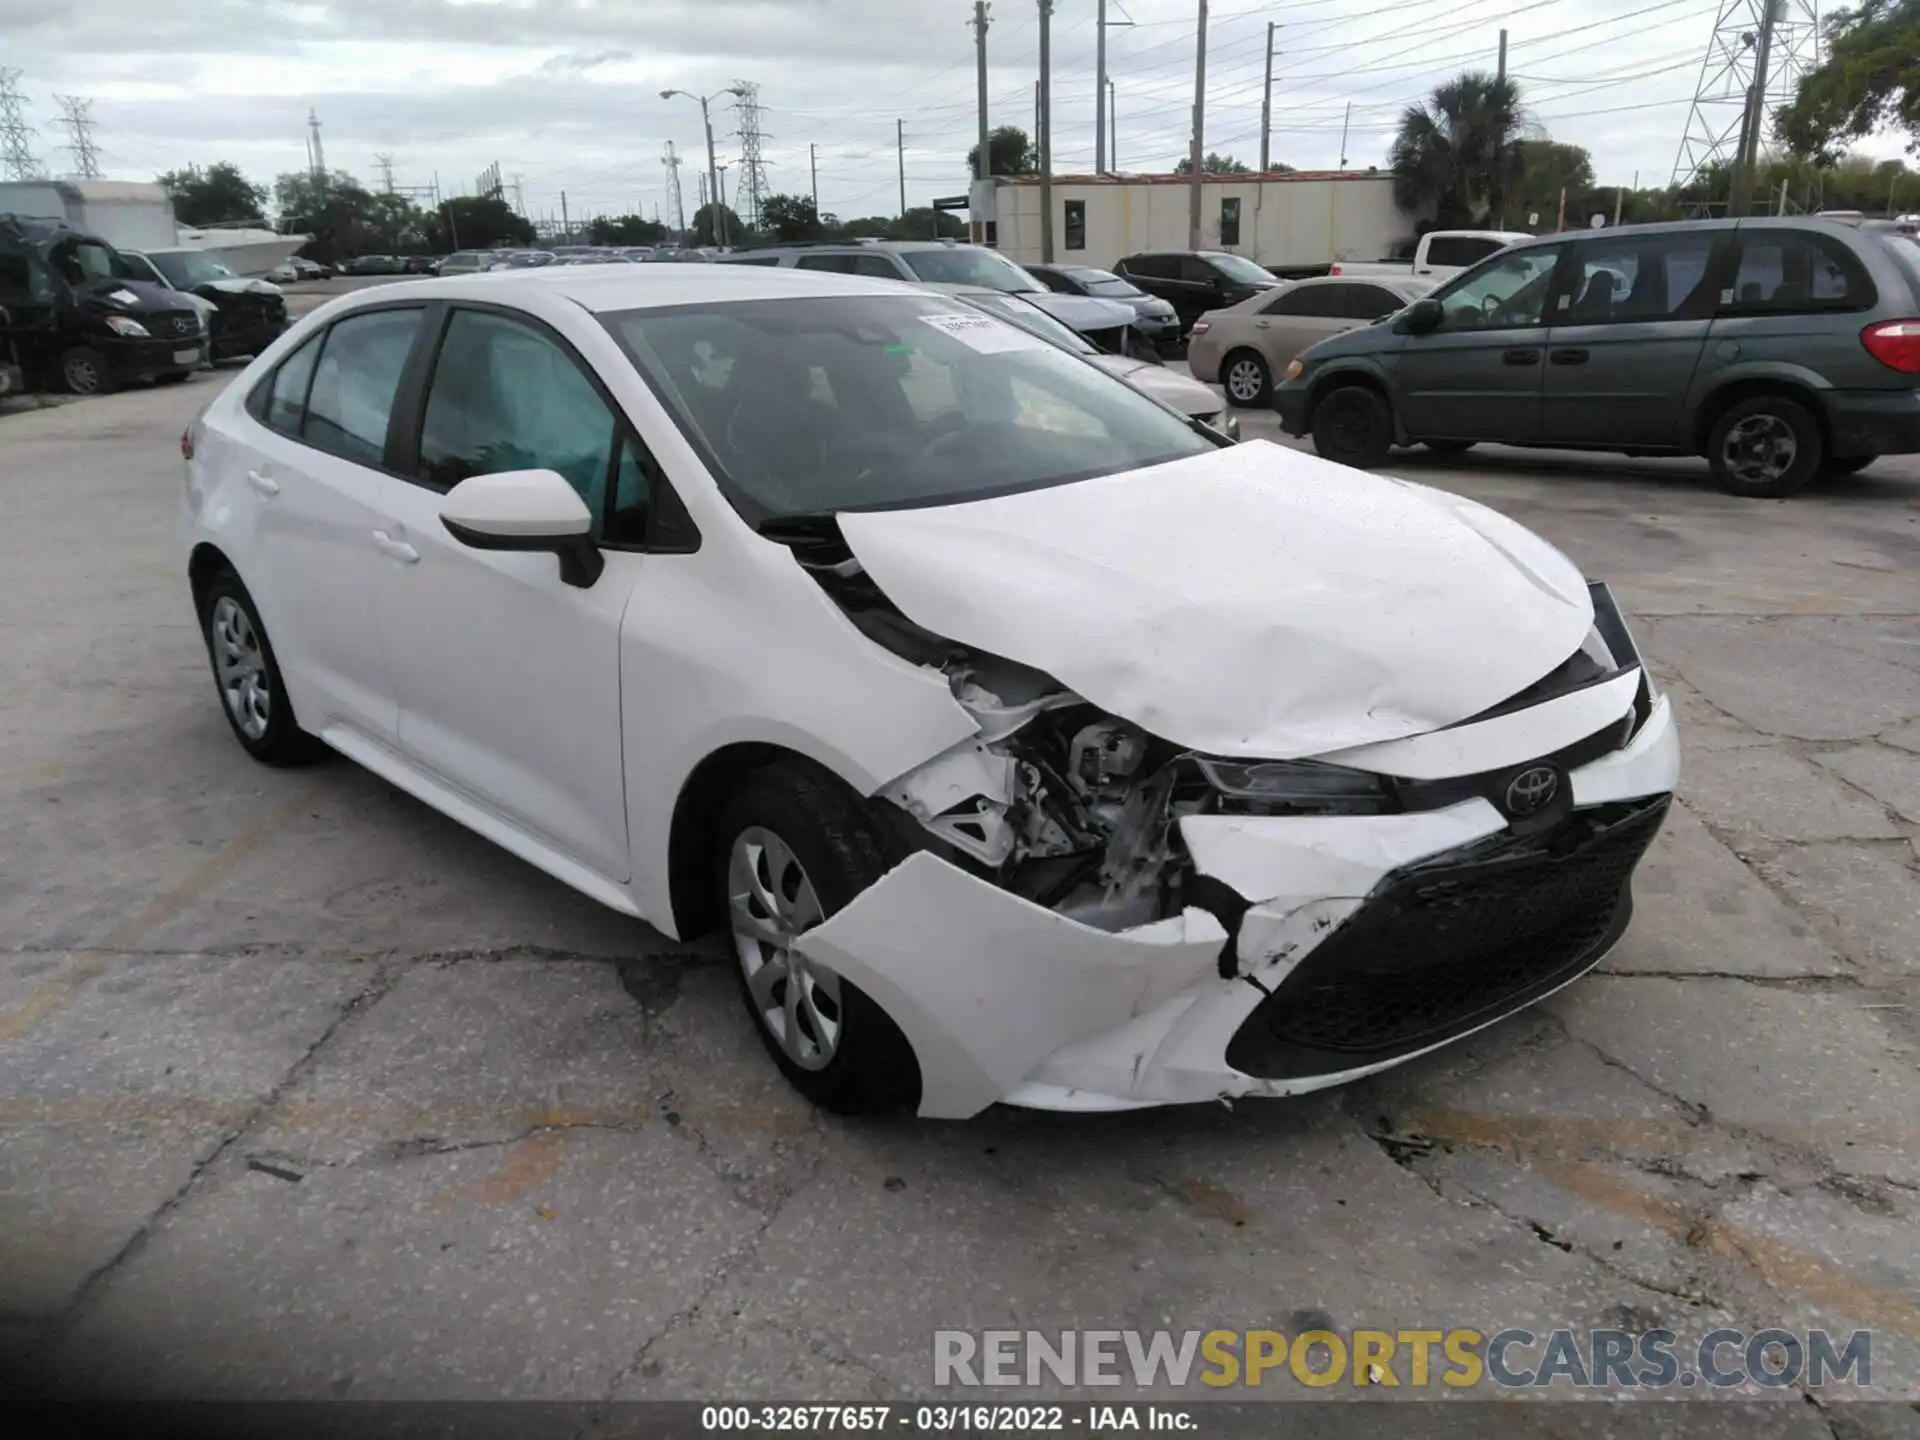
[52,95,101,179]
[375,152,396,192]
[662,141,686,234]
[1671,0,1822,201]
[731,81,770,230]
[0,68,45,180]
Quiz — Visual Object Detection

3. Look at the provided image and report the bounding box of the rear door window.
[1425,235,1509,268]
[301,308,425,467]
[796,254,858,272]
[263,334,322,436]
[1343,285,1407,320]
[1266,285,1343,318]
[1720,229,1874,314]
[1125,255,1174,280]
[1559,231,1721,323]
[1180,256,1218,284]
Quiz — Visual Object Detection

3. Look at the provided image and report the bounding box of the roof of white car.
[340,263,919,314]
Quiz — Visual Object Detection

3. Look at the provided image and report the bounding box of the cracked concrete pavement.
[2,359,1918,1428]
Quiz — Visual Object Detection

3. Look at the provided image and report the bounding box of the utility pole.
[700,95,725,247]
[1188,0,1209,250]
[1338,102,1351,168]
[1260,22,1275,173]
[1494,30,1509,225]
[436,172,458,248]
[375,152,395,193]
[1730,0,1780,217]
[307,108,327,199]
[1497,27,1508,82]
[1095,0,1107,173]
[1108,79,1117,171]
[974,1,992,184]
[810,143,819,212]
[897,118,907,217]
[561,190,570,241]
[1039,0,1054,262]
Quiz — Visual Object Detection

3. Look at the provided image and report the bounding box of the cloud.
[536,48,635,77]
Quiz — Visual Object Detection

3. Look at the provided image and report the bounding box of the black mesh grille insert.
[1225,797,1669,1080]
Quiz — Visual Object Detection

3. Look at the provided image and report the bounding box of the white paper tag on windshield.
[919,312,1044,353]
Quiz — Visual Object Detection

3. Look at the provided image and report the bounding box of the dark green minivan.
[1274,217,1920,497]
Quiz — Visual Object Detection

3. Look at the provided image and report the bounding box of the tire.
[1220,349,1272,409]
[716,760,922,1115]
[1821,454,1875,478]
[198,571,328,766]
[59,346,114,396]
[1706,395,1822,498]
[1423,439,1476,456]
[1310,383,1394,469]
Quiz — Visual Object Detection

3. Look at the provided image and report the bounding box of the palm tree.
[1390,71,1526,226]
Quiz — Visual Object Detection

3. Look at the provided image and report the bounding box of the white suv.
[182,263,1679,1118]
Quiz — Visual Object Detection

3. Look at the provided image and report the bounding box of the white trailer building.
[971,170,1422,277]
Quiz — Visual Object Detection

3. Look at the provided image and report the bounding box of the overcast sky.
[1,0,1897,227]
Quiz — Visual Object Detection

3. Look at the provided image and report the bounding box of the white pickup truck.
[1326,229,1531,282]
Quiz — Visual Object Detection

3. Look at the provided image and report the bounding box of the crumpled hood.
[201,278,283,298]
[835,440,1596,758]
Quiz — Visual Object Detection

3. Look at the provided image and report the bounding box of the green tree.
[689,202,746,247]
[835,215,895,238]
[427,196,534,252]
[1390,71,1526,225]
[157,162,268,228]
[272,169,379,263]
[1776,0,1920,161]
[587,213,669,245]
[760,193,825,241]
[1174,152,1255,175]
[890,207,967,240]
[1511,140,1596,225]
[965,125,1037,177]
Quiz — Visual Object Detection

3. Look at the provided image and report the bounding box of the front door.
[374,304,639,883]
[0,236,61,379]
[1539,228,1724,447]
[1394,244,1564,443]
[236,305,427,744]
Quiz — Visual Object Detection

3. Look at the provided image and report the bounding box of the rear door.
[1539,228,1724,447]
[372,303,643,882]
[1254,283,1355,368]
[1393,245,1563,442]
[233,305,426,743]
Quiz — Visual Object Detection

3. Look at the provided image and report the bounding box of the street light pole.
[663,85,741,248]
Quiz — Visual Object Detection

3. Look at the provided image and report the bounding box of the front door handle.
[1502,348,1541,366]
[371,530,420,564]
[1550,347,1591,365]
[246,469,280,497]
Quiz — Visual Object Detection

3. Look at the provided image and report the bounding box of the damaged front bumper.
[794,688,1680,1120]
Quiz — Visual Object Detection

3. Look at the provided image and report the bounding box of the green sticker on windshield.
[884,342,913,355]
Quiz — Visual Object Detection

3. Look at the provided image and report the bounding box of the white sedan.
[181,265,1680,1118]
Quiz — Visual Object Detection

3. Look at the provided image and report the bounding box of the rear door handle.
[371,530,419,564]
[1550,348,1591,365]
[246,469,280,497]
[1502,348,1541,366]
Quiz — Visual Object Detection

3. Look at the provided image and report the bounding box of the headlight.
[105,315,151,338]
[1194,755,1396,814]
[1284,358,1304,381]
[1213,413,1240,440]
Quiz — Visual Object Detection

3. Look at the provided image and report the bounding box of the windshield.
[955,291,1096,355]
[1204,252,1276,285]
[149,251,238,287]
[1065,267,1144,298]
[606,295,1209,521]
[50,237,143,287]
[903,247,1043,293]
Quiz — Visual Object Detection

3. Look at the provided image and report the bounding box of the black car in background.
[0,215,205,394]
[125,247,288,363]
[1113,250,1281,331]
[1025,262,1183,353]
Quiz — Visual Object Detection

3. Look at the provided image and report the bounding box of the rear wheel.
[1706,395,1822,498]
[1221,349,1272,408]
[1310,384,1394,469]
[198,572,328,766]
[717,760,921,1115]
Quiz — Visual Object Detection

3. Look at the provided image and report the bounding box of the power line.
[52,94,101,180]
[0,69,44,180]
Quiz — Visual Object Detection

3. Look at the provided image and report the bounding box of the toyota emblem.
[1504,765,1560,815]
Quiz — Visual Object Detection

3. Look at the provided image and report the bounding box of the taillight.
[1328,263,1343,276]
[180,426,194,460]
[1861,319,1920,373]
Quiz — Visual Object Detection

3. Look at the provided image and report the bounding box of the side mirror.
[1400,297,1444,334]
[439,469,604,588]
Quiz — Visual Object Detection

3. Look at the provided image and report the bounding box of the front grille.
[160,313,200,338]
[1225,797,1669,1079]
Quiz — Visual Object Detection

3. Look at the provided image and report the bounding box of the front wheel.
[60,346,113,396]
[1221,349,1272,409]
[1310,384,1394,469]
[717,761,921,1115]
[1706,396,1822,498]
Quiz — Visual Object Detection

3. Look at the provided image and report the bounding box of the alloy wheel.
[64,356,101,394]
[1721,414,1797,486]
[209,596,270,740]
[727,826,842,1071]
[1226,357,1265,403]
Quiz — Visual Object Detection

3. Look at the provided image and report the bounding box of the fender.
[1303,357,1407,442]
[1682,360,1835,447]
